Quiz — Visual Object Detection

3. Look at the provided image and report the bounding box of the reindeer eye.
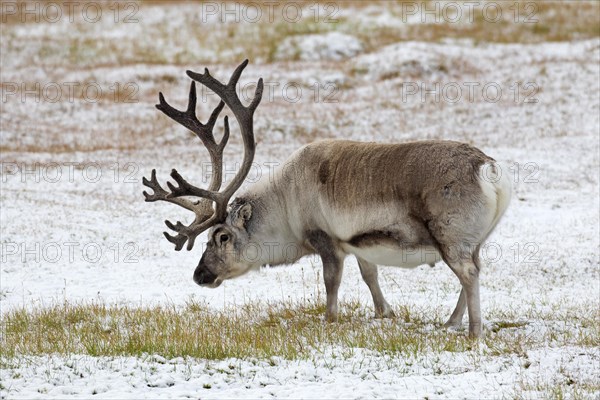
[219,234,229,243]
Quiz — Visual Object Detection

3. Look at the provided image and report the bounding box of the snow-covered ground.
[2,346,598,399]
[1,2,599,399]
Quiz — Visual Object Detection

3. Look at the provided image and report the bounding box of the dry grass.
[1,299,598,361]
[1,1,598,154]
[2,1,598,66]
[364,1,600,46]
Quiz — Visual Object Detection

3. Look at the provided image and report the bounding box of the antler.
[186,59,264,222]
[143,60,263,251]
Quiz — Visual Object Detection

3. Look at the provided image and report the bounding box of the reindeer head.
[193,200,256,287]
[143,60,263,287]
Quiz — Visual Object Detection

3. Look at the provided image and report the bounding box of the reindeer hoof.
[325,313,338,323]
[468,329,484,339]
[443,320,465,331]
[375,305,395,319]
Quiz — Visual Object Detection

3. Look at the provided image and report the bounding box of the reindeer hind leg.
[357,257,395,318]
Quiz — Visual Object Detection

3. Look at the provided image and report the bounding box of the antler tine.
[186,59,262,118]
[205,99,225,136]
[227,59,249,89]
[156,82,226,147]
[218,115,230,152]
[142,169,198,212]
[166,169,220,202]
[163,211,219,251]
[143,169,215,250]
[163,231,187,251]
[249,78,264,113]
[142,169,167,200]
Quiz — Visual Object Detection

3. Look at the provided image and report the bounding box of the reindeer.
[143,60,511,338]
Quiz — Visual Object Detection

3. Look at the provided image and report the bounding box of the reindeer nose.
[193,267,217,286]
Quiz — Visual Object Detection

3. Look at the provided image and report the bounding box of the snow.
[275,32,363,62]
[1,4,599,399]
[2,346,598,399]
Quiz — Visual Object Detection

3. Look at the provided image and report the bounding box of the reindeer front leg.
[322,254,345,322]
[308,230,345,322]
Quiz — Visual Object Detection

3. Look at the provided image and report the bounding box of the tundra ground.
[1,1,599,398]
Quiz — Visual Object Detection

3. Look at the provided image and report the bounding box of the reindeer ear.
[232,203,252,229]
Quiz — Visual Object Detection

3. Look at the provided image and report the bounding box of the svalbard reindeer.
[143,60,511,338]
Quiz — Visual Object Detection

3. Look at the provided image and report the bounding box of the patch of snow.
[275,32,363,62]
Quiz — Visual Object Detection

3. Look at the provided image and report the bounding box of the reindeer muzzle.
[193,265,218,286]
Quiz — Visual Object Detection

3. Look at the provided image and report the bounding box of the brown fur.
[274,140,494,250]
[299,140,491,210]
